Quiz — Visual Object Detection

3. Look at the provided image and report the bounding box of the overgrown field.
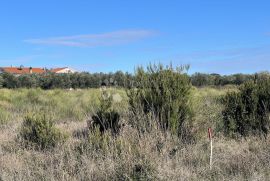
[0,87,270,180]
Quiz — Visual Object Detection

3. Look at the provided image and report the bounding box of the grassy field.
[0,87,270,180]
[0,88,127,124]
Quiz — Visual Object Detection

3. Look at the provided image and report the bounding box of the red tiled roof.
[0,67,46,74]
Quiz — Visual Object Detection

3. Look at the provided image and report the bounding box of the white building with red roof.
[50,67,76,74]
[0,66,76,75]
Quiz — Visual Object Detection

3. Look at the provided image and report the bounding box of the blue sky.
[0,0,269,74]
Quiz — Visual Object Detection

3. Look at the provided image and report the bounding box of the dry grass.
[0,87,270,180]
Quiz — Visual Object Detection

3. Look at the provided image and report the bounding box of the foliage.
[127,64,193,137]
[0,71,134,89]
[191,72,255,87]
[222,80,270,137]
[90,90,121,134]
[1,86,270,180]
[20,113,68,149]
[18,74,38,88]
[2,72,19,88]
[0,69,266,90]
[0,74,3,88]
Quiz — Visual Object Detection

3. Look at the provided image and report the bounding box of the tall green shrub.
[2,73,19,88]
[222,80,270,137]
[127,64,193,137]
[20,113,67,149]
[90,90,121,134]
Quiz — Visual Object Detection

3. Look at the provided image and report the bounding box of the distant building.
[50,67,76,74]
[0,66,46,75]
[0,66,76,75]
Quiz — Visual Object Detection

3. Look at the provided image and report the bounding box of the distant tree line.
[0,71,269,89]
[0,71,133,89]
[190,72,270,87]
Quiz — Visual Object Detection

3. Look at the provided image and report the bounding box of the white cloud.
[25,30,157,47]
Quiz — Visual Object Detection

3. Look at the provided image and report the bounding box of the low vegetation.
[20,113,68,149]
[90,90,121,134]
[0,65,270,180]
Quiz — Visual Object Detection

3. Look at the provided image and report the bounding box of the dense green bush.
[18,75,39,88]
[127,64,193,137]
[20,113,67,149]
[0,75,3,88]
[2,72,19,88]
[89,90,121,134]
[222,80,270,137]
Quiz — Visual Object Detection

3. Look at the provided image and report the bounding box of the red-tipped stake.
[208,128,213,170]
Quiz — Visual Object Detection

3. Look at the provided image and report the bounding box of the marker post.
[208,128,213,170]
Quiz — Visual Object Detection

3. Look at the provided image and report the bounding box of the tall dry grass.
[1,120,269,180]
[0,87,269,180]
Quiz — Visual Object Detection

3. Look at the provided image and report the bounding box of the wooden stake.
[208,128,213,170]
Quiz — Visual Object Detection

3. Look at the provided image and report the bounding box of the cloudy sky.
[0,0,269,74]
